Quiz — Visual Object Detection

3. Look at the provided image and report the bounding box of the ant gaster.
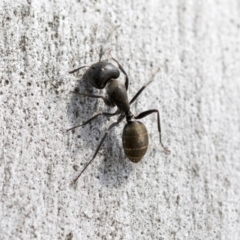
[68,49,170,183]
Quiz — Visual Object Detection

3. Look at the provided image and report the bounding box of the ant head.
[85,61,120,89]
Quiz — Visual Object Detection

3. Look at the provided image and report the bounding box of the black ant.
[68,49,170,183]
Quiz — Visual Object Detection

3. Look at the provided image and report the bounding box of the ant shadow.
[66,74,133,188]
[97,123,133,188]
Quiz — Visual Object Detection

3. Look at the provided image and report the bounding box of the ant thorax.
[105,79,130,113]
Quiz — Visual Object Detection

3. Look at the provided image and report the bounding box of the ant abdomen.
[122,121,149,163]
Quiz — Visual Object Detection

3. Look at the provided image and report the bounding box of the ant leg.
[73,119,122,183]
[129,67,160,105]
[67,110,119,131]
[134,109,170,154]
[129,81,152,105]
[111,57,129,91]
[71,91,114,107]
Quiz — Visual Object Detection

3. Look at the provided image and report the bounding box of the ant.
[68,49,170,183]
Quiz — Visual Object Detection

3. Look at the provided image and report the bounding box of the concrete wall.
[1,0,240,239]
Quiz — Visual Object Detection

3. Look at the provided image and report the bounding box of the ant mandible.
[68,48,170,183]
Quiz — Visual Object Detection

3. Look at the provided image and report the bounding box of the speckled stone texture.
[1,0,240,239]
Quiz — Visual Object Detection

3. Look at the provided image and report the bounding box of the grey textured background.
[1,0,240,239]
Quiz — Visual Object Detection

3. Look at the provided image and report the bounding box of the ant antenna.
[109,50,129,90]
[99,46,111,61]
[69,65,90,74]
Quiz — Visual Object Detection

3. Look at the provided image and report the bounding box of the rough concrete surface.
[0,0,240,239]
